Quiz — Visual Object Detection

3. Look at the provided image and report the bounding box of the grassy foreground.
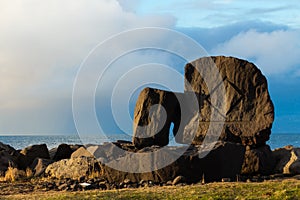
[2,179,300,200]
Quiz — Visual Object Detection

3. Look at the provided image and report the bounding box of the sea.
[0,133,299,150]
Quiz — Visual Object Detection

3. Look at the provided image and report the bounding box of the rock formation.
[45,141,245,183]
[133,56,274,148]
[241,145,275,175]
[184,56,274,146]
[133,88,182,148]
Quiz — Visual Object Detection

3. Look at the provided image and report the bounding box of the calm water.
[0,133,299,150]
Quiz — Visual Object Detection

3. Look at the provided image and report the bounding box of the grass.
[0,167,33,182]
[1,179,300,200]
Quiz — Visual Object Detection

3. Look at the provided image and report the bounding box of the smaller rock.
[123,178,131,184]
[58,183,68,191]
[273,146,300,174]
[172,176,186,185]
[19,144,49,169]
[53,144,73,161]
[71,147,94,158]
[0,151,18,176]
[30,158,54,176]
[166,181,173,186]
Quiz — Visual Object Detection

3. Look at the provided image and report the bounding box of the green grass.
[2,179,300,200]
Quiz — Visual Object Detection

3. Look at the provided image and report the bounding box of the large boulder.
[45,141,245,183]
[132,56,274,149]
[273,146,300,174]
[183,56,274,146]
[95,141,245,183]
[50,144,82,161]
[45,157,101,179]
[241,145,275,175]
[132,88,182,148]
[19,144,50,169]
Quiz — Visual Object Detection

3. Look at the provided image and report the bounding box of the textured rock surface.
[101,141,245,183]
[52,144,82,161]
[0,142,23,174]
[132,87,182,148]
[19,144,50,169]
[273,146,300,174]
[0,151,17,176]
[183,56,274,146]
[45,157,101,179]
[241,145,275,175]
[30,158,54,177]
[53,144,73,161]
[71,147,94,158]
[45,141,245,183]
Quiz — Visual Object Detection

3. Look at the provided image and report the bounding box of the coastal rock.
[49,144,83,161]
[71,147,94,158]
[101,141,245,183]
[132,87,182,148]
[46,141,245,183]
[0,151,17,176]
[0,142,16,154]
[45,157,101,180]
[30,158,54,177]
[183,56,274,146]
[53,144,73,161]
[241,145,275,175]
[19,144,50,169]
[273,146,300,174]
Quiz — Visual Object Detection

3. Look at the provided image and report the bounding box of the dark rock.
[101,141,245,183]
[50,144,82,161]
[0,142,16,154]
[132,56,274,149]
[273,146,300,174]
[49,147,57,160]
[0,151,18,176]
[132,87,182,149]
[53,144,72,161]
[45,141,245,184]
[30,158,54,176]
[183,56,274,147]
[241,145,275,175]
[19,144,49,169]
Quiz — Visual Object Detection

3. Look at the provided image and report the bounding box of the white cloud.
[212,29,300,75]
[0,0,175,134]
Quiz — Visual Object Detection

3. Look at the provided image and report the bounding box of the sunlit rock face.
[133,56,274,148]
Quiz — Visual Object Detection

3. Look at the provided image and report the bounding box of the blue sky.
[0,0,300,135]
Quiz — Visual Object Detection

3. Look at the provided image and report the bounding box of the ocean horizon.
[0,133,299,150]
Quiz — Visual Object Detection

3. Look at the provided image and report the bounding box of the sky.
[0,0,300,135]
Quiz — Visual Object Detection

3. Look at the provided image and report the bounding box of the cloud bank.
[0,0,299,135]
